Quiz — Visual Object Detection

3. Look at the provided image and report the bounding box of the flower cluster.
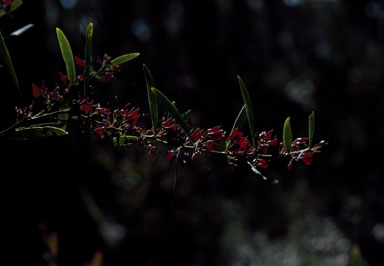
[279,138,328,170]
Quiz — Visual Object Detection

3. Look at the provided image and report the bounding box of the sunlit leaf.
[15,125,68,139]
[84,22,93,97]
[113,135,138,146]
[283,116,292,153]
[237,76,256,147]
[10,0,23,12]
[308,110,315,147]
[151,87,192,140]
[231,104,246,134]
[350,245,363,266]
[143,64,158,134]
[110,53,140,67]
[58,109,69,130]
[56,28,76,85]
[0,31,21,101]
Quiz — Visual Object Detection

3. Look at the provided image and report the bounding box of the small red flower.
[167,150,174,160]
[96,108,110,114]
[229,128,239,141]
[204,140,216,152]
[301,152,314,165]
[80,104,93,113]
[75,56,86,67]
[32,83,41,98]
[95,127,104,136]
[59,73,68,85]
[148,144,156,158]
[5,0,12,7]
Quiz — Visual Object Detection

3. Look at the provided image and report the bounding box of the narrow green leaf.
[0,31,21,102]
[308,110,315,147]
[231,104,246,134]
[113,135,138,146]
[10,0,23,12]
[58,110,69,130]
[84,22,93,97]
[15,126,68,139]
[237,76,256,147]
[56,28,76,85]
[350,245,363,266]
[151,87,192,141]
[181,109,191,119]
[283,117,292,153]
[110,53,140,67]
[143,64,158,134]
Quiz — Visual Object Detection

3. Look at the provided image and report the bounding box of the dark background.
[1,0,384,265]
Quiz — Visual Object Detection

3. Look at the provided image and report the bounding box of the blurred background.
[1,0,384,265]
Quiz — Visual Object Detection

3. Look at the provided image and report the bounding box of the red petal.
[303,158,313,165]
[265,129,273,140]
[75,56,86,67]
[5,0,12,6]
[208,126,221,134]
[59,73,68,85]
[167,150,174,160]
[267,138,278,146]
[229,128,239,140]
[288,161,293,170]
[32,83,41,98]
[162,119,171,128]
[205,140,216,152]
[96,108,110,114]
[80,104,93,113]
[95,127,104,136]
[302,152,314,159]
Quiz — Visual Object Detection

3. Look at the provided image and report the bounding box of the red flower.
[32,83,41,98]
[167,150,175,160]
[80,104,93,113]
[95,127,104,136]
[301,152,314,165]
[96,108,110,114]
[75,56,86,67]
[204,140,216,152]
[59,73,68,85]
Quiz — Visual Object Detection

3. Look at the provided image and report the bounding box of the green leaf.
[10,0,23,12]
[58,110,69,130]
[56,27,76,86]
[113,135,138,146]
[151,87,192,141]
[283,116,292,153]
[231,104,246,134]
[308,110,315,147]
[0,31,21,102]
[84,22,93,97]
[350,246,363,266]
[143,64,158,134]
[237,76,256,147]
[181,109,192,119]
[110,53,140,67]
[15,126,68,139]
